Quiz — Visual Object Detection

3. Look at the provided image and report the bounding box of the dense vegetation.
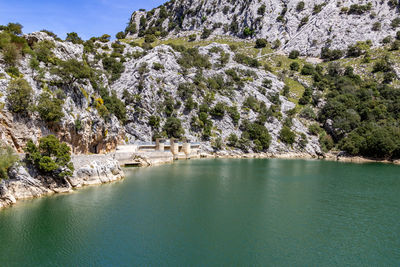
[25,135,74,179]
[314,63,400,159]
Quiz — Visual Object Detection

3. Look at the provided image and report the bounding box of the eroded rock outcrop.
[0,156,124,209]
[129,0,400,56]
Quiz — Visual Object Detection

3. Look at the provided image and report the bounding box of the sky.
[0,0,167,40]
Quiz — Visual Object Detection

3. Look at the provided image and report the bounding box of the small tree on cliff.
[25,135,74,179]
[0,144,19,181]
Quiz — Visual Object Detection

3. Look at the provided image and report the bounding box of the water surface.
[0,159,399,266]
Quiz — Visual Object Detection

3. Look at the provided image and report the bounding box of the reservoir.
[0,159,399,266]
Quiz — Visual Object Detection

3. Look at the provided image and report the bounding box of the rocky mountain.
[128,0,400,56]
[0,29,322,156]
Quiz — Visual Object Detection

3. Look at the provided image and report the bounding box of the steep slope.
[127,0,400,56]
[0,30,321,156]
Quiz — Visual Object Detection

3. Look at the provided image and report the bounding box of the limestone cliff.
[128,0,400,55]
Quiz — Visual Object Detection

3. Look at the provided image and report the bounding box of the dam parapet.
[115,139,201,167]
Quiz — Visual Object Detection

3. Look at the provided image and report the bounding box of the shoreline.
[1,151,399,210]
[200,151,400,165]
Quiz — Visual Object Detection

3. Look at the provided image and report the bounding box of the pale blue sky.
[0,0,167,39]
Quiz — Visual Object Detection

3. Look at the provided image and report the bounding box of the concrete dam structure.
[115,139,201,166]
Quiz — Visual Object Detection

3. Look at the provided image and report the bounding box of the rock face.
[0,31,125,154]
[1,31,322,157]
[0,156,124,209]
[128,0,400,56]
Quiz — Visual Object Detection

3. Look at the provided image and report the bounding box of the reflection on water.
[0,159,399,266]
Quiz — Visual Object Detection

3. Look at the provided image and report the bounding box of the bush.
[227,133,238,147]
[37,92,65,123]
[116,31,126,40]
[227,106,240,125]
[301,63,314,75]
[0,144,19,181]
[279,126,296,145]
[234,53,260,68]
[258,4,266,15]
[177,47,211,69]
[25,135,74,179]
[66,32,83,44]
[2,43,19,65]
[102,56,125,81]
[289,50,300,59]
[6,78,33,114]
[210,102,226,118]
[255,38,268,48]
[201,28,212,39]
[148,115,160,129]
[296,1,305,12]
[52,59,91,85]
[290,62,300,71]
[188,34,197,42]
[163,117,184,138]
[241,121,271,151]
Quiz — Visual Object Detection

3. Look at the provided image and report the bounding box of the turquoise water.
[0,159,399,266]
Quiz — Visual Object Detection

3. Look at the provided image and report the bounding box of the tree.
[25,135,74,179]
[116,31,126,40]
[163,117,184,138]
[52,59,91,85]
[279,126,296,145]
[6,78,33,115]
[144,34,156,43]
[0,144,19,181]
[66,32,83,44]
[255,39,268,48]
[5,22,23,35]
[2,43,19,66]
[289,50,300,59]
[37,92,65,123]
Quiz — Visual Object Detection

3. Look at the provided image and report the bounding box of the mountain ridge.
[127,0,400,56]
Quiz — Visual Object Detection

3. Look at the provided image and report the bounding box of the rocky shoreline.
[0,155,124,210]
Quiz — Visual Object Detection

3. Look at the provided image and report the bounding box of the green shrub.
[6,78,33,114]
[243,96,260,112]
[25,135,74,179]
[227,106,240,125]
[279,126,296,145]
[289,50,300,59]
[66,32,83,44]
[234,53,260,68]
[227,133,238,147]
[52,59,91,85]
[0,144,19,181]
[2,43,19,65]
[241,120,271,151]
[296,1,305,12]
[210,102,226,118]
[301,63,314,75]
[177,47,211,69]
[163,117,184,138]
[99,89,127,123]
[290,62,300,71]
[201,28,212,39]
[116,31,126,40]
[257,4,266,15]
[102,56,125,81]
[255,38,268,48]
[37,92,65,123]
[148,115,160,129]
[33,40,55,63]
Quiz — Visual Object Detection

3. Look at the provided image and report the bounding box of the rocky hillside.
[128,0,400,55]
[0,27,322,156]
